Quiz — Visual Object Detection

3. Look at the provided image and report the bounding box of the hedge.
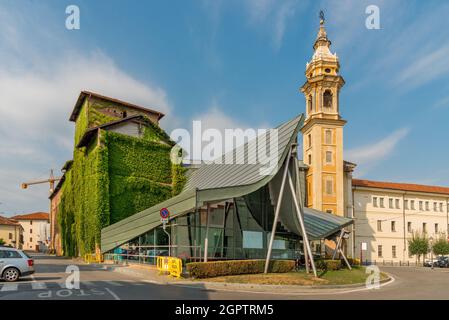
[186,259,295,278]
[315,259,342,271]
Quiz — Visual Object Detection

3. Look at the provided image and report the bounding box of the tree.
[0,238,5,245]
[431,233,449,256]
[408,232,429,263]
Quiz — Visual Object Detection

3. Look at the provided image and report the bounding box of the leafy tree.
[431,233,449,256]
[0,238,5,245]
[408,232,429,263]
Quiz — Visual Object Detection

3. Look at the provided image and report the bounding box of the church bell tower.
[301,11,346,216]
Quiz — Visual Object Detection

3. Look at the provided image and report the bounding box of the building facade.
[0,216,23,249]
[11,213,50,252]
[352,180,449,262]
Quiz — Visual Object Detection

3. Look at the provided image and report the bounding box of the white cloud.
[346,127,410,176]
[0,5,172,214]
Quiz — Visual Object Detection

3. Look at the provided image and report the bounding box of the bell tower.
[301,11,346,216]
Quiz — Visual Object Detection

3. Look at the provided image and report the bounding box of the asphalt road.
[1,253,449,300]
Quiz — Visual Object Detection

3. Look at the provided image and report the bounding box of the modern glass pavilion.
[101,114,353,269]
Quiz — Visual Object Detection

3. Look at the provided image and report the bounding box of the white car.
[0,247,35,282]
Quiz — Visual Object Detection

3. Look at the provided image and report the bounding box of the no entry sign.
[160,207,170,219]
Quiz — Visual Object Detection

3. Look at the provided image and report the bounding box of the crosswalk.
[0,280,143,293]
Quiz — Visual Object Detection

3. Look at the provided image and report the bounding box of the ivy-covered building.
[50,91,185,257]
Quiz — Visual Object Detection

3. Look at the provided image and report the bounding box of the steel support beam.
[287,170,317,277]
[264,148,292,274]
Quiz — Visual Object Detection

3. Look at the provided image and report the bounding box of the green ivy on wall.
[58,109,187,257]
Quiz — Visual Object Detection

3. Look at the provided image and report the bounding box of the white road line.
[82,281,95,287]
[1,283,18,292]
[142,279,162,285]
[31,282,47,290]
[104,287,120,300]
[104,281,123,287]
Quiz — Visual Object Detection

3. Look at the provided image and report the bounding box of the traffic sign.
[160,207,170,219]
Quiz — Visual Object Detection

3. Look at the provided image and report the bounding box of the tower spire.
[314,10,331,50]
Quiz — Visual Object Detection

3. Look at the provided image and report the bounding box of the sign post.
[160,208,171,257]
[361,242,367,265]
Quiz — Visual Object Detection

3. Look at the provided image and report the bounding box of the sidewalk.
[101,262,394,294]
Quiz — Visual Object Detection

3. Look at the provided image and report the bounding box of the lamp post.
[429,236,434,270]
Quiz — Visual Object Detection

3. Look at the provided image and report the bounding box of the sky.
[1,0,449,216]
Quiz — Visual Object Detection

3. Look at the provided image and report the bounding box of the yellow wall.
[0,225,23,249]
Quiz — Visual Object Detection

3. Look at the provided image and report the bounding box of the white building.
[352,180,449,263]
[11,212,50,252]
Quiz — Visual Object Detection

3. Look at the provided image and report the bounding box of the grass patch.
[200,266,389,286]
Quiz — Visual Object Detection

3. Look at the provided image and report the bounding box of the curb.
[105,263,394,294]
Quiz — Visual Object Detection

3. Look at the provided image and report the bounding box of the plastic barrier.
[156,256,182,278]
[84,253,103,264]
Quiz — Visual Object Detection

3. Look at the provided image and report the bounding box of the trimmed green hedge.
[186,260,295,278]
[316,259,342,271]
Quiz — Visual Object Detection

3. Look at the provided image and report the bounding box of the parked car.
[424,259,439,267]
[436,256,449,268]
[0,247,34,282]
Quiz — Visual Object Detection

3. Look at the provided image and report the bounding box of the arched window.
[323,90,333,109]
[308,96,313,113]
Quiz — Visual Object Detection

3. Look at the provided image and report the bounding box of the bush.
[316,259,342,271]
[343,258,360,267]
[186,259,295,279]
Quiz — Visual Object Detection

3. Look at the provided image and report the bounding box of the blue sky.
[1,0,449,215]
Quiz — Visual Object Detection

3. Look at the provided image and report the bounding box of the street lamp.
[429,236,434,270]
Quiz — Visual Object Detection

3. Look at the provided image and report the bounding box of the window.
[423,223,427,233]
[30,220,33,225]
[325,130,332,144]
[308,96,313,112]
[308,134,311,148]
[440,203,444,212]
[373,197,378,208]
[325,151,332,164]
[377,220,382,232]
[323,90,333,109]
[325,177,333,195]
[395,199,400,209]
[378,245,383,258]
[411,200,415,210]
[326,209,333,214]
[404,199,409,210]
[30,229,32,234]
[434,202,437,211]
[408,222,412,233]
[30,238,32,242]
[389,198,393,209]
[2,250,21,259]
[392,246,397,258]
[435,223,439,233]
[380,198,385,208]
[308,154,312,165]
[391,221,396,232]
[419,201,423,211]
[8,233,12,240]
[122,111,127,118]
[425,201,430,211]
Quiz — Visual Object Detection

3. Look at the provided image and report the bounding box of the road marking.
[104,287,120,300]
[104,281,123,287]
[1,283,18,292]
[142,279,162,285]
[82,281,95,287]
[57,282,66,289]
[31,282,47,290]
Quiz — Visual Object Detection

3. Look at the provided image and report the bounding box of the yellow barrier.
[84,253,103,264]
[156,256,182,278]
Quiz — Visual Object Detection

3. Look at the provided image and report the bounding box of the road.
[1,253,449,300]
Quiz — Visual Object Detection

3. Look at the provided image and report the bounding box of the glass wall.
[107,185,305,264]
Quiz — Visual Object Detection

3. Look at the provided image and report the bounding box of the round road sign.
[160,207,170,219]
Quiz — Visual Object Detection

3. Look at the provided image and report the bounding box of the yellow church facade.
[302,16,449,263]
